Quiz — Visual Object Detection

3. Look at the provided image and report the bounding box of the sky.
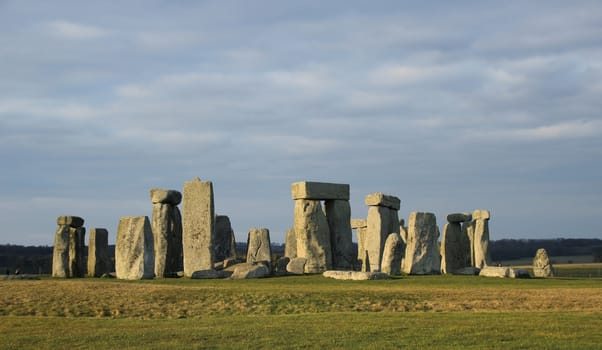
[1,1,601,245]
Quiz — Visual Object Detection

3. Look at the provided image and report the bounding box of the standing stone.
[115,216,155,280]
[381,233,404,275]
[440,213,472,274]
[284,227,297,258]
[325,199,353,270]
[351,219,368,272]
[472,209,491,269]
[52,216,84,278]
[246,228,272,268]
[88,228,111,277]
[214,215,236,263]
[464,220,475,267]
[52,225,71,278]
[182,177,215,277]
[366,206,391,272]
[533,248,556,277]
[294,199,332,273]
[150,188,183,278]
[402,212,441,275]
[68,227,85,278]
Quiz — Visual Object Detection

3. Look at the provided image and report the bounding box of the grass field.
[1,264,601,349]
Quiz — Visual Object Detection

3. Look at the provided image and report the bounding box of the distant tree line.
[489,238,602,261]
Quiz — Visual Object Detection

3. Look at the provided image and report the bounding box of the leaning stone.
[479,266,510,278]
[533,248,556,277]
[115,216,155,280]
[294,199,332,273]
[150,188,182,205]
[322,270,389,280]
[291,181,350,200]
[453,267,480,275]
[191,269,229,279]
[57,216,84,228]
[446,213,472,223]
[402,212,441,275]
[364,193,401,210]
[381,233,404,275]
[284,227,297,258]
[88,228,111,277]
[286,257,307,275]
[230,263,270,279]
[325,199,354,270]
[182,177,215,277]
[246,228,272,268]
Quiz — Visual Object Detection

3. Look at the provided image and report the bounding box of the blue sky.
[1,1,601,245]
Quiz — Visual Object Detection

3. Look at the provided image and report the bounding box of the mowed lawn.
[1,264,601,349]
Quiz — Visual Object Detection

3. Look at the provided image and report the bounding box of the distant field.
[1,265,601,349]
[499,254,596,266]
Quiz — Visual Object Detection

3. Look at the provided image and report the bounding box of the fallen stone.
[291,181,350,200]
[364,193,401,210]
[230,263,270,279]
[150,188,182,205]
[286,257,307,275]
[115,216,155,280]
[479,266,510,278]
[533,248,556,278]
[322,270,389,280]
[191,269,229,279]
[57,216,84,228]
[509,268,531,279]
[182,177,215,277]
[446,213,472,223]
[0,274,40,280]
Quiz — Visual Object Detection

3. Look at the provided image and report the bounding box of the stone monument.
[115,216,155,280]
[365,193,401,272]
[52,216,85,278]
[150,188,183,278]
[440,213,472,274]
[87,228,111,277]
[402,212,441,274]
[182,177,215,277]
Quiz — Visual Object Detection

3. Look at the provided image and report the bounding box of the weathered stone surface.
[150,188,182,205]
[274,257,291,276]
[533,248,556,278]
[322,270,389,280]
[365,206,390,272]
[115,216,155,280]
[472,209,491,269]
[191,269,229,279]
[152,202,182,278]
[402,212,441,275]
[446,213,472,223]
[356,226,368,272]
[214,215,236,263]
[88,228,111,277]
[351,219,367,229]
[364,193,401,210]
[464,221,475,267]
[230,263,270,279]
[246,228,272,267]
[294,199,332,273]
[381,233,404,275]
[325,199,353,270]
[440,222,471,274]
[182,177,215,277]
[284,227,297,258]
[57,216,84,228]
[453,267,480,275]
[68,227,85,278]
[286,257,307,275]
[479,266,510,278]
[52,224,70,278]
[291,181,350,200]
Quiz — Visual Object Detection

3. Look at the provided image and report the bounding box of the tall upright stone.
[440,213,472,274]
[533,248,556,277]
[246,228,272,267]
[214,215,236,263]
[88,228,111,277]
[182,177,215,277]
[365,193,401,272]
[115,216,155,280]
[150,188,183,278]
[294,199,332,273]
[351,219,368,271]
[52,216,84,278]
[325,200,353,269]
[402,212,441,275]
[472,209,491,269]
[381,233,404,275]
[284,227,297,258]
[291,181,352,273]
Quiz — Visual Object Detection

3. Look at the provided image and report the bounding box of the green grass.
[1,267,601,349]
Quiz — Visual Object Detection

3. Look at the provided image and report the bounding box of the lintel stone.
[446,213,472,223]
[364,193,400,210]
[150,188,182,205]
[291,181,349,200]
[57,216,84,228]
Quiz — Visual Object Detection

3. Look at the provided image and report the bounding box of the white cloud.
[47,20,108,39]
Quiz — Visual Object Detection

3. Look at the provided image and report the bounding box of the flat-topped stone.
[446,213,472,223]
[57,216,84,228]
[472,209,490,221]
[322,270,389,280]
[150,189,182,205]
[291,181,350,200]
[364,193,400,210]
[351,219,367,229]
